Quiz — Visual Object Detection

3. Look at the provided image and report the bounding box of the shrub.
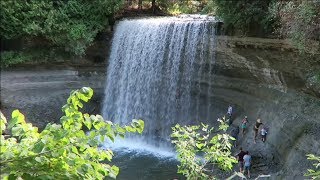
[0,51,32,68]
[171,118,237,179]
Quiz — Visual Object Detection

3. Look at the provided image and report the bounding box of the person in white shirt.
[261,126,268,142]
[227,105,233,119]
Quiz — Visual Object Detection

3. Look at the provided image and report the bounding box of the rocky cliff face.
[0,66,106,129]
[210,36,320,178]
[1,36,319,179]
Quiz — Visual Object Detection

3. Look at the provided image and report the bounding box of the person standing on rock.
[235,147,246,173]
[253,118,263,144]
[230,126,239,147]
[241,116,248,137]
[227,105,233,120]
[261,126,268,142]
[243,151,251,178]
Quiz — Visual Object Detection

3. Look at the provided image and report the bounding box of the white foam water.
[102,16,217,154]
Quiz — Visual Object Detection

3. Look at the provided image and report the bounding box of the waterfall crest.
[103,16,216,150]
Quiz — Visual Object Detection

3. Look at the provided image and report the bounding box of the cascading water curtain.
[103,16,216,149]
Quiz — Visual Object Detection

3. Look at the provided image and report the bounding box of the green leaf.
[132,119,144,134]
[72,146,79,155]
[0,111,7,123]
[125,126,134,132]
[106,132,115,142]
[33,141,45,153]
[0,117,7,134]
[35,157,42,163]
[93,121,104,130]
[78,102,83,108]
[21,173,33,180]
[196,143,204,149]
[100,135,105,142]
[8,174,18,180]
[12,110,25,123]
[84,119,92,130]
[109,165,119,179]
[8,110,25,129]
[80,87,93,100]
[11,126,23,137]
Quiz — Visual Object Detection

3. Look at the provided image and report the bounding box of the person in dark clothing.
[230,126,239,147]
[235,147,246,173]
[253,118,263,144]
[108,14,115,32]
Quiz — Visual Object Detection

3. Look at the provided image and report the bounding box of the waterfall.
[102,16,217,152]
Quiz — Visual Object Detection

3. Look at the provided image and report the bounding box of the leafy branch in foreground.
[0,87,144,179]
[171,118,237,180]
[305,154,320,179]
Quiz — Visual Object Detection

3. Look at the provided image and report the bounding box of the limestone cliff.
[210,36,320,178]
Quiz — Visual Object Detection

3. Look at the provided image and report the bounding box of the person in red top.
[235,147,246,173]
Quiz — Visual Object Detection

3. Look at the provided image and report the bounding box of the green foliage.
[268,1,320,54]
[0,51,32,68]
[0,0,124,56]
[1,48,69,68]
[171,118,237,179]
[0,87,144,179]
[317,72,320,82]
[305,154,320,179]
[211,0,273,35]
[201,1,216,15]
[164,0,207,15]
[125,0,209,15]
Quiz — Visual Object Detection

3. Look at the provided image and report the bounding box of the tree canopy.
[211,0,274,35]
[268,0,320,53]
[1,0,318,62]
[0,0,123,56]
